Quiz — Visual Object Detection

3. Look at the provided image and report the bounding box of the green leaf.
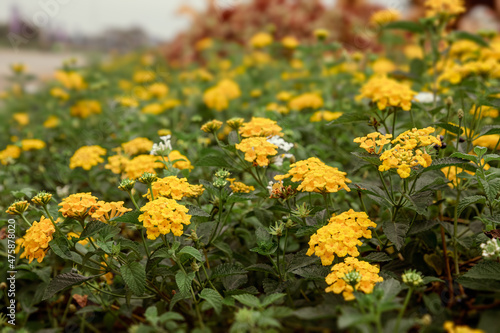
[111,210,141,225]
[382,220,409,250]
[362,252,392,262]
[199,288,223,315]
[410,58,426,77]
[478,125,500,137]
[227,192,258,204]
[49,237,73,260]
[186,205,210,217]
[80,220,108,239]
[169,292,190,311]
[384,20,425,33]
[178,246,203,262]
[450,152,477,163]
[232,294,261,308]
[145,306,158,325]
[458,195,486,216]
[435,122,463,135]
[195,155,231,168]
[261,293,286,307]
[43,272,95,300]
[408,219,439,235]
[327,112,369,125]
[175,270,195,295]
[351,152,381,166]
[422,276,445,284]
[453,31,489,47]
[211,263,247,279]
[291,265,330,280]
[120,261,146,296]
[462,260,500,280]
[423,157,476,173]
[246,263,276,275]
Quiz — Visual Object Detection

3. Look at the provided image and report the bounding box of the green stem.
[42,206,63,234]
[140,228,151,260]
[282,228,288,281]
[19,213,32,227]
[395,287,414,332]
[128,191,140,210]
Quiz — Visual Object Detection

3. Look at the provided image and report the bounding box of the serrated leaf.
[362,252,392,262]
[435,122,463,135]
[246,263,276,275]
[80,220,108,239]
[462,260,500,280]
[178,246,203,262]
[49,237,73,260]
[450,152,477,163]
[261,293,286,307]
[211,263,247,279]
[351,151,381,166]
[43,273,95,300]
[291,265,329,280]
[169,292,190,311]
[175,270,195,296]
[151,247,173,260]
[233,294,261,308]
[120,261,146,296]
[423,157,476,173]
[458,195,486,216]
[111,210,141,225]
[478,125,500,137]
[145,306,158,325]
[384,20,425,33]
[422,276,444,284]
[408,219,439,235]
[382,220,409,250]
[199,288,223,315]
[186,205,210,217]
[227,192,258,204]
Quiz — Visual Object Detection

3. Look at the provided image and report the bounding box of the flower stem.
[395,287,413,332]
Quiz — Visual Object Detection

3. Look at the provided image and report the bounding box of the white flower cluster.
[267,135,294,166]
[150,135,172,155]
[480,238,500,260]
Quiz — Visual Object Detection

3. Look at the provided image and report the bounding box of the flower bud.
[458,109,464,119]
[6,200,30,215]
[201,119,223,133]
[118,179,136,192]
[31,191,53,206]
[227,118,244,130]
[402,269,424,287]
[342,270,362,288]
[137,172,158,185]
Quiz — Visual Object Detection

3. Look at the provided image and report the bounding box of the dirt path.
[0,49,85,91]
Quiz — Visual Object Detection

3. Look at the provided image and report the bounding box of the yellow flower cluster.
[392,127,441,150]
[444,322,484,333]
[70,100,102,118]
[309,111,343,123]
[43,115,60,128]
[235,137,278,167]
[70,145,107,170]
[307,210,376,265]
[20,216,59,263]
[55,70,86,90]
[91,201,132,223]
[239,117,283,137]
[168,150,195,171]
[21,139,46,151]
[249,32,273,48]
[6,201,30,215]
[59,192,99,219]
[138,197,192,239]
[227,178,255,193]
[353,132,393,154]
[13,112,29,126]
[357,76,416,111]
[144,176,204,201]
[424,0,465,18]
[0,145,21,165]
[282,36,299,49]
[275,157,351,193]
[123,154,165,179]
[380,146,432,178]
[470,105,499,119]
[288,93,324,111]
[325,257,383,301]
[50,87,69,100]
[370,9,401,26]
[203,79,241,111]
[122,137,154,156]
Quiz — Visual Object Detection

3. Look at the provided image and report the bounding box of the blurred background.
[1,0,499,89]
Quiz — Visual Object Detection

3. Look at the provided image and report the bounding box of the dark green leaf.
[175,270,195,296]
[327,112,369,126]
[382,220,409,250]
[178,246,203,262]
[261,293,286,307]
[461,260,500,280]
[384,21,425,33]
[232,294,260,308]
[111,210,141,225]
[49,237,73,260]
[351,152,381,166]
[453,31,489,47]
[200,288,224,315]
[362,252,392,262]
[211,263,247,279]
[458,195,486,216]
[43,272,95,300]
[120,261,146,296]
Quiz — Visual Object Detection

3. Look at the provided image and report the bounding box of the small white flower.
[480,238,500,260]
[413,92,439,104]
[267,136,293,152]
[273,153,293,167]
[160,135,172,150]
[267,181,275,195]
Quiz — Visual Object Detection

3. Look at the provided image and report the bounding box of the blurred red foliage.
[161,0,383,65]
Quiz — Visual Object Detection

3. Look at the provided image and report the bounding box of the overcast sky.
[0,0,405,41]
